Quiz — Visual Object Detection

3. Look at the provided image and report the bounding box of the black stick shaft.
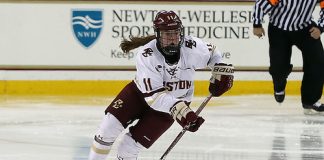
[160,94,213,160]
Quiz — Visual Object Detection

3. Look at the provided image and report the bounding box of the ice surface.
[0,95,323,160]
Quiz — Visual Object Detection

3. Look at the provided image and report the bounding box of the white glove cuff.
[170,102,191,120]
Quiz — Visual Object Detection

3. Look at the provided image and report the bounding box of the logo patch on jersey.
[112,99,123,109]
[72,10,103,48]
[142,48,153,57]
[166,66,178,79]
[155,65,163,72]
[185,40,196,49]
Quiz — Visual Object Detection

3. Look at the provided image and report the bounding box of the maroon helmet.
[153,10,183,31]
[153,11,184,64]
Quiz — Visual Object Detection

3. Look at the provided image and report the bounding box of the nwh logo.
[72,10,103,48]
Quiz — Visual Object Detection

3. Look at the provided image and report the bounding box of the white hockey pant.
[116,132,144,160]
[89,113,124,160]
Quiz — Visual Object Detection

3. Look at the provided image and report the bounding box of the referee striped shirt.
[253,0,324,31]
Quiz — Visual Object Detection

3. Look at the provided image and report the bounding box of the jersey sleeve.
[134,46,184,113]
[134,48,164,94]
[318,0,324,32]
[186,36,224,70]
[183,36,221,69]
[205,42,223,69]
[252,0,275,27]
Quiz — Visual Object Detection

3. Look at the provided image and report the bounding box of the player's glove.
[209,63,234,97]
[170,102,205,132]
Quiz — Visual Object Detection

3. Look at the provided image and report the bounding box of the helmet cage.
[155,28,184,56]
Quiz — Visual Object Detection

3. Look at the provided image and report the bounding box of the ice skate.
[303,102,324,115]
[274,91,285,103]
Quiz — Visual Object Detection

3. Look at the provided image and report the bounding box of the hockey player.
[88,10,234,160]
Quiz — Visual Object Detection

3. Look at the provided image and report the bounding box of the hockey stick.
[160,94,213,160]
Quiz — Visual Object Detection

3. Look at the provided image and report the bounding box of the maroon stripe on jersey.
[142,88,166,98]
[143,78,153,91]
[143,78,149,91]
[147,78,153,91]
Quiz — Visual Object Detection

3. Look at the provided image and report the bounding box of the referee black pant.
[268,23,324,105]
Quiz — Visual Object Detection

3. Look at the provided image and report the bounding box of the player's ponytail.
[120,35,156,53]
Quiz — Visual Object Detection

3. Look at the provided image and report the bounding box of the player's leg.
[89,81,147,160]
[89,113,124,160]
[116,132,144,160]
[268,24,293,103]
[295,27,324,114]
[116,108,174,159]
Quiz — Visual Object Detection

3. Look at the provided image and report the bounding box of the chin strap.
[164,52,180,64]
[156,42,180,64]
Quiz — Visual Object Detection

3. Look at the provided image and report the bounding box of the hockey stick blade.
[159,94,213,160]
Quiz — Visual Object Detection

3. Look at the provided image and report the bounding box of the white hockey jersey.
[134,35,223,113]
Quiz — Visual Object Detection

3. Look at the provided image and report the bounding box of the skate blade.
[303,109,321,115]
